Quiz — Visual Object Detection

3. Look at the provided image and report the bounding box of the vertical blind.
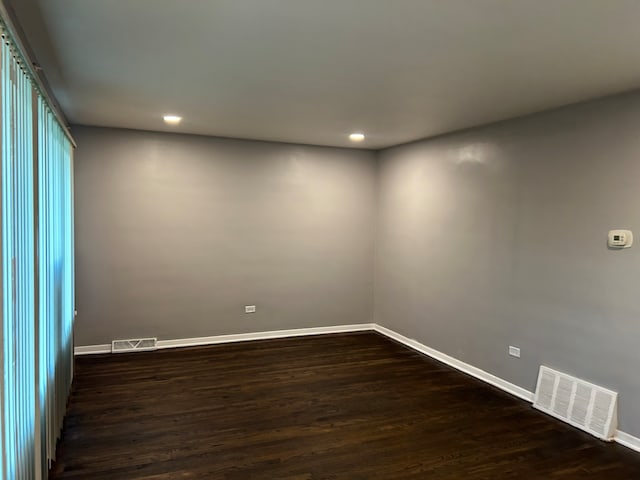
[1,29,36,480]
[0,16,75,480]
[37,95,74,475]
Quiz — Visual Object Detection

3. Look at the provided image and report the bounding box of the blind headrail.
[0,4,76,148]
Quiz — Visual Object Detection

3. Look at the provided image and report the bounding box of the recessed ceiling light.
[349,133,365,142]
[163,115,182,125]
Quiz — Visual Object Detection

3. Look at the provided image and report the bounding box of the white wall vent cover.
[533,366,618,441]
[111,338,157,353]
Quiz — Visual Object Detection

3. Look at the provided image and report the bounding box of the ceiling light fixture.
[349,133,365,142]
[163,115,182,125]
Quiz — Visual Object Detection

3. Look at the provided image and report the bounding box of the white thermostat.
[608,229,633,249]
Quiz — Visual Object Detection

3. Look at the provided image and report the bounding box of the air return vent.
[533,366,618,441]
[111,338,157,353]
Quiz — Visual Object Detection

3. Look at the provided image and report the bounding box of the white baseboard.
[74,344,111,355]
[372,324,534,402]
[155,324,376,349]
[73,322,640,453]
[614,430,640,453]
[371,325,640,454]
[74,324,375,356]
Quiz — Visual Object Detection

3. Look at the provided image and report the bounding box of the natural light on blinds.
[0,16,75,480]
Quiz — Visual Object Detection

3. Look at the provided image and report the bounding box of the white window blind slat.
[0,18,75,480]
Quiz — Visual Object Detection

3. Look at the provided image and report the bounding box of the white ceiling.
[11,0,640,149]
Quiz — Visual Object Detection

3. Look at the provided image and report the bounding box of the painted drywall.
[374,91,640,437]
[73,126,376,345]
[75,92,640,438]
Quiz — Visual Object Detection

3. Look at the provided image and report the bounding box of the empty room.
[2,0,640,478]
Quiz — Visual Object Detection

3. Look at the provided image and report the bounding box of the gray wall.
[73,126,376,345]
[375,91,640,437]
[74,92,640,437]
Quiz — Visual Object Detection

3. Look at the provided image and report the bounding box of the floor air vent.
[112,338,157,353]
[533,366,617,441]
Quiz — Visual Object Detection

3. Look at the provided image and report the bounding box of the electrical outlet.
[245,305,256,313]
[509,346,521,358]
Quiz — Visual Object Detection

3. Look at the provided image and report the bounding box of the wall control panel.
[608,230,633,249]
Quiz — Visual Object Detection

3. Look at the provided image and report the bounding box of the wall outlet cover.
[245,305,256,313]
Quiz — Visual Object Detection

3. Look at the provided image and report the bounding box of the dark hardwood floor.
[50,332,640,479]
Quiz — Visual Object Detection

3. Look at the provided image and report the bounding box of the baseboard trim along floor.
[74,322,640,453]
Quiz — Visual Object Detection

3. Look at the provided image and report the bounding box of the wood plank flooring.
[50,332,640,479]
